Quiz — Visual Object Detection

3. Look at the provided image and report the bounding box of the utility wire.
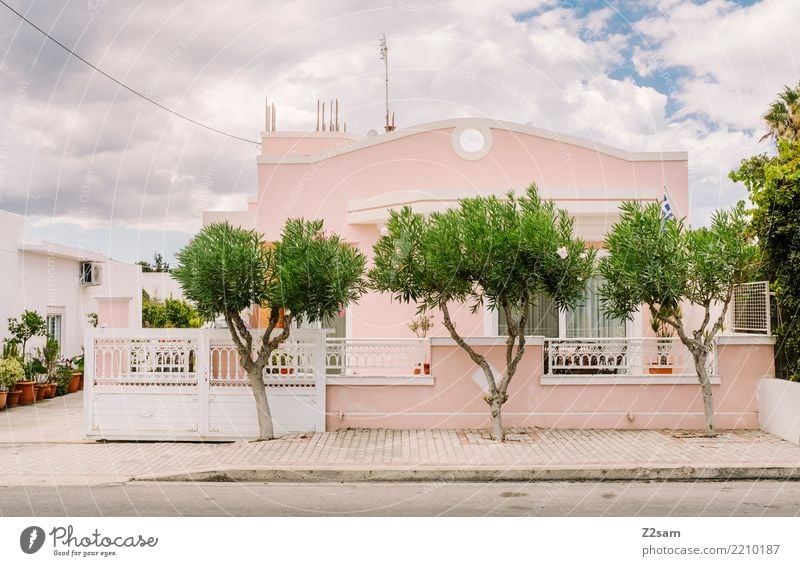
[1,0,261,146]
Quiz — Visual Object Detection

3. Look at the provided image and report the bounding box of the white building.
[140,272,185,302]
[0,209,142,358]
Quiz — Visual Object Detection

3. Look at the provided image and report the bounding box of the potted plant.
[649,318,674,375]
[408,314,433,375]
[7,310,47,361]
[0,357,24,410]
[55,364,73,396]
[67,359,80,393]
[6,311,47,405]
[72,351,85,390]
[32,337,60,401]
[270,352,295,375]
[15,362,36,405]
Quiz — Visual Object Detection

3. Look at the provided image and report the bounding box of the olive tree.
[7,310,47,362]
[599,201,759,436]
[370,185,595,441]
[174,220,367,440]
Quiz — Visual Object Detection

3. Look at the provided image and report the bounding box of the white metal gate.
[83,328,326,441]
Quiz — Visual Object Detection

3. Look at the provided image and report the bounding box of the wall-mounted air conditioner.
[79,261,102,286]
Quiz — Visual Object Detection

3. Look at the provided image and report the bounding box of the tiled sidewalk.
[1,395,800,485]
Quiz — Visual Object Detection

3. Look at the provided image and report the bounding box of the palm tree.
[761,81,800,142]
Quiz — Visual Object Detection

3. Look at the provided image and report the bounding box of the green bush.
[0,357,25,390]
[142,296,202,328]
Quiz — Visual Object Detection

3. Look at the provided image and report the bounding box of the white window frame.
[489,251,641,338]
[46,311,63,349]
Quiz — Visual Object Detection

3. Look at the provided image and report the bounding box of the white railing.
[325,338,429,378]
[85,328,328,439]
[90,330,431,386]
[92,330,200,387]
[208,329,318,387]
[544,337,716,378]
[730,281,771,335]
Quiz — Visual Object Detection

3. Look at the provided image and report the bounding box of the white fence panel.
[730,281,771,335]
[325,338,429,378]
[758,377,800,444]
[207,389,318,437]
[85,328,325,441]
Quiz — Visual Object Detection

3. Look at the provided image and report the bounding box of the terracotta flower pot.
[15,381,35,405]
[45,383,57,399]
[414,363,431,376]
[34,384,47,402]
[6,389,21,408]
[68,372,81,394]
[648,366,673,375]
[0,390,7,410]
[78,373,84,391]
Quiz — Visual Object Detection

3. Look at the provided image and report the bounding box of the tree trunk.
[694,351,716,436]
[490,396,505,441]
[247,364,274,441]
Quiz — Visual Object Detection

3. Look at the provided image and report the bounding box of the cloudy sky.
[0,0,797,263]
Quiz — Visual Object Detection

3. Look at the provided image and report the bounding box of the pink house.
[204,115,774,432]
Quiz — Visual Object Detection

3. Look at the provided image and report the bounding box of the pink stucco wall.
[325,338,772,430]
[238,118,689,338]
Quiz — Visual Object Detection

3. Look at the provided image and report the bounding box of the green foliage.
[730,139,800,379]
[370,184,595,316]
[55,364,73,395]
[173,219,368,440]
[173,220,368,325]
[369,184,594,440]
[72,351,85,373]
[142,297,202,328]
[33,337,61,382]
[173,222,271,321]
[761,81,800,143]
[269,219,368,323]
[2,339,20,360]
[0,357,25,390]
[141,298,166,328]
[599,201,758,322]
[7,310,47,359]
[137,252,171,273]
[600,200,759,434]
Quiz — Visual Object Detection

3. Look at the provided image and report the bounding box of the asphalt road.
[1,480,799,516]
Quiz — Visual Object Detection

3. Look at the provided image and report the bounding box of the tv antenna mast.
[379,34,395,132]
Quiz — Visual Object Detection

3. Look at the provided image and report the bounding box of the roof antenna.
[265,98,276,132]
[379,34,395,132]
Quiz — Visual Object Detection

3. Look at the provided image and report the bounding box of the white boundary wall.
[84,328,326,441]
[758,378,800,444]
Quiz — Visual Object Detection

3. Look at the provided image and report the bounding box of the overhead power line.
[0,0,261,146]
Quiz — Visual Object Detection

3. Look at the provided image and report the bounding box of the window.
[46,314,62,349]
[498,291,559,337]
[322,311,347,339]
[566,276,626,338]
[298,310,347,338]
[498,277,626,338]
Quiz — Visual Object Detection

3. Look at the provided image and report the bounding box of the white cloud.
[0,0,793,261]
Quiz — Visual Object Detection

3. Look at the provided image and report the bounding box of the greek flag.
[660,192,675,223]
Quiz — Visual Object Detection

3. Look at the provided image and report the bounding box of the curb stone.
[135,466,800,483]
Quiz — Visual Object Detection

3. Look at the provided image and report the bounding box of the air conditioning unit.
[79,262,102,286]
